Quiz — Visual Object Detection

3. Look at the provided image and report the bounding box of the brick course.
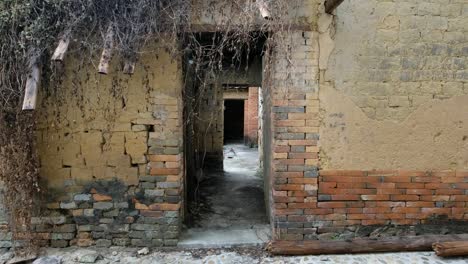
[272,169,468,239]
[244,87,259,146]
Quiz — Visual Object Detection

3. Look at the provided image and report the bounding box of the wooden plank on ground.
[268,234,468,255]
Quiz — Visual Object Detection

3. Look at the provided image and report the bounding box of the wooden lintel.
[268,234,468,255]
[22,58,41,110]
[324,0,345,14]
[189,23,312,33]
[98,25,114,74]
[257,0,271,20]
[51,31,71,62]
[223,90,249,100]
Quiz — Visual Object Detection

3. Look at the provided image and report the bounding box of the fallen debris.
[6,254,37,264]
[137,247,150,256]
[78,253,100,263]
[32,256,62,264]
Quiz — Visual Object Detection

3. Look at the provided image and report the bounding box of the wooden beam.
[22,56,41,110]
[223,90,249,100]
[433,241,468,257]
[324,0,345,14]
[256,0,271,20]
[123,61,135,75]
[268,234,468,255]
[189,23,312,32]
[51,31,71,62]
[98,25,114,74]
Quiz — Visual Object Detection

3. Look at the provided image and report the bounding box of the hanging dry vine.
[0,0,304,253]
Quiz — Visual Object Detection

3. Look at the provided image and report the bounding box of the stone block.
[51,233,75,240]
[113,238,130,246]
[77,238,94,247]
[157,182,180,189]
[52,224,76,233]
[74,194,92,202]
[78,225,93,232]
[31,216,67,225]
[114,202,129,209]
[83,209,95,217]
[95,239,112,247]
[93,202,114,210]
[131,224,160,231]
[163,239,178,246]
[60,202,77,210]
[103,209,120,217]
[145,189,165,197]
[50,240,68,248]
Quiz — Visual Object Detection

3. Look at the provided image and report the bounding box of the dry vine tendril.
[0,0,301,253]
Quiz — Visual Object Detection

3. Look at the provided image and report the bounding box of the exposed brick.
[93,194,112,202]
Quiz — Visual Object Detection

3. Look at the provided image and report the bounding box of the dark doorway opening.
[224,100,245,143]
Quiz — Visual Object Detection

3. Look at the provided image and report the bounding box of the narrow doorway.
[180,33,270,247]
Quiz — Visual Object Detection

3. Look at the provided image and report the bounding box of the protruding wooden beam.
[324,0,345,14]
[98,25,114,74]
[51,31,71,62]
[256,0,271,20]
[22,56,41,110]
[123,61,136,75]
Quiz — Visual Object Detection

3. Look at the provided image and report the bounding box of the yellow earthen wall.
[319,0,468,170]
[36,47,183,189]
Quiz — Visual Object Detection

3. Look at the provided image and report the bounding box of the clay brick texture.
[269,31,321,241]
[317,170,468,226]
[244,87,259,146]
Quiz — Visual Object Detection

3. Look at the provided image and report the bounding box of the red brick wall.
[316,170,468,225]
[269,31,468,242]
[244,102,248,143]
[244,87,259,146]
[274,169,468,240]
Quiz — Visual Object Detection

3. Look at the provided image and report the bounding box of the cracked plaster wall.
[36,47,182,190]
[318,0,468,170]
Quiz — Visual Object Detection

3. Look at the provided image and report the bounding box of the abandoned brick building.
[1,0,468,249]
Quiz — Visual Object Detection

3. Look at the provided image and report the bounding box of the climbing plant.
[0,0,304,253]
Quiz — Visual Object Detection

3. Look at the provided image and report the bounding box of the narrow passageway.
[200,142,266,228]
[178,143,270,248]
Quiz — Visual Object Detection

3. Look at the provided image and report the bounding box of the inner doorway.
[224,100,245,143]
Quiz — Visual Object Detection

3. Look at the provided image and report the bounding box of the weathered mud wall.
[30,45,184,248]
[192,0,320,29]
[320,0,468,170]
